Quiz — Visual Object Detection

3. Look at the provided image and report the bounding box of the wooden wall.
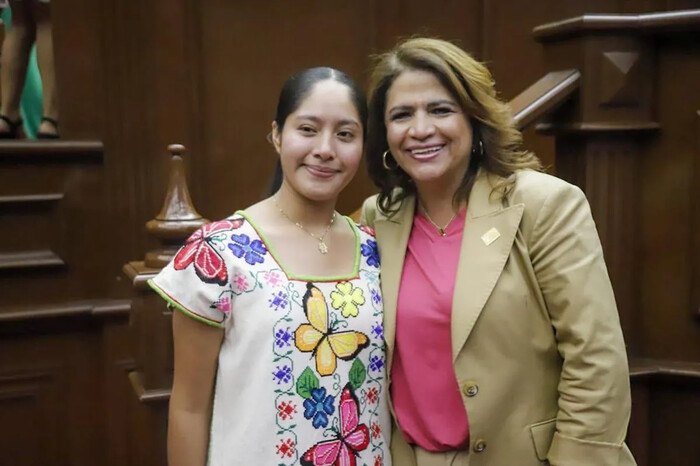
[0,0,698,465]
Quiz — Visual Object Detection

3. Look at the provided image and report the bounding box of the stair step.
[0,140,104,163]
[0,250,65,270]
[0,193,64,205]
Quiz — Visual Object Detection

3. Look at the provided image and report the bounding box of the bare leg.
[0,0,36,135]
[32,0,57,136]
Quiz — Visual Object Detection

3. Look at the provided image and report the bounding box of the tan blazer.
[362,170,636,466]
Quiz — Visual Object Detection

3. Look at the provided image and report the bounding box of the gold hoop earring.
[382,150,397,170]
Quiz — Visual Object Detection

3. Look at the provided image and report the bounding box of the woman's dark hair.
[266,67,367,196]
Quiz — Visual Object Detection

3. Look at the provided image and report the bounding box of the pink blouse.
[391,208,470,451]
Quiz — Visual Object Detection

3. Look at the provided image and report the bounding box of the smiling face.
[273,79,364,203]
[384,69,473,196]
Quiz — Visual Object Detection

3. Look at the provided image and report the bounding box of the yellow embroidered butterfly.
[295,283,369,377]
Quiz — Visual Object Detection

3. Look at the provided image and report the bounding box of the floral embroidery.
[365,387,378,404]
[272,365,293,384]
[233,272,250,292]
[330,282,366,318]
[359,224,375,236]
[303,387,335,429]
[213,296,231,314]
[361,239,380,268]
[276,438,296,459]
[277,401,298,421]
[268,290,289,311]
[369,355,384,373]
[228,233,267,265]
[375,456,383,466]
[263,270,282,287]
[371,422,382,439]
[275,327,293,348]
[371,322,383,340]
[371,288,382,305]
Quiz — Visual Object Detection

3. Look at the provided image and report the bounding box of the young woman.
[150,67,391,466]
[361,38,636,466]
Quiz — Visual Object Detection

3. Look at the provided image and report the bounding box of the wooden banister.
[533,9,700,40]
[510,69,580,130]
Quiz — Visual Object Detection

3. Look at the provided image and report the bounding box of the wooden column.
[122,144,208,465]
[533,17,661,356]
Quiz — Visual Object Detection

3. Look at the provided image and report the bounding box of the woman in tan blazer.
[361,37,636,466]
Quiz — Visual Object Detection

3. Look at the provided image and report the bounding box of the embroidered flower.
[275,327,293,348]
[213,296,230,314]
[371,322,383,340]
[371,422,382,439]
[369,355,384,373]
[370,288,382,305]
[360,239,380,268]
[303,387,335,429]
[366,387,378,404]
[228,233,267,265]
[359,224,375,236]
[375,455,383,466]
[233,272,250,292]
[330,282,365,318]
[263,270,282,287]
[276,438,295,458]
[272,365,292,385]
[277,401,298,421]
[268,290,289,311]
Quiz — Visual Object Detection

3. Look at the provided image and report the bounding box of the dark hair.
[366,37,541,215]
[266,67,367,196]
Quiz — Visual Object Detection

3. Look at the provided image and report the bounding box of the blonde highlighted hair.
[365,37,541,214]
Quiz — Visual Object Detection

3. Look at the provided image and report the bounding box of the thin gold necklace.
[274,196,336,254]
[419,203,458,237]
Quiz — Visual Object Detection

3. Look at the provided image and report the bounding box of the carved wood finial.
[144,144,209,268]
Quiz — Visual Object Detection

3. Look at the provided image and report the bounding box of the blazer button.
[473,440,487,453]
[462,382,478,397]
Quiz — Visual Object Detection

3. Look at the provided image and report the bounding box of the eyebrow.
[387,99,458,114]
[295,115,361,128]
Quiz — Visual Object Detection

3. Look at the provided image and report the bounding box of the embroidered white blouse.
[149,212,391,466]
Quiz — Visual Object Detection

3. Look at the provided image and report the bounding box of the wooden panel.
[0,250,64,270]
[648,376,700,465]
[639,38,700,360]
[693,111,700,319]
[0,334,103,465]
[0,371,64,465]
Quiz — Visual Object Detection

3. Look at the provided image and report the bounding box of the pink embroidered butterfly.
[173,219,243,285]
[300,383,370,466]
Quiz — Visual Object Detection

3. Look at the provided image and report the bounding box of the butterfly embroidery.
[173,219,243,285]
[301,383,370,466]
[295,283,369,377]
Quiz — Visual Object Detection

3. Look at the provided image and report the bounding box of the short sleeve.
[148,219,244,328]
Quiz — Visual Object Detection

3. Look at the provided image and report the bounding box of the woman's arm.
[528,180,632,465]
[168,310,224,466]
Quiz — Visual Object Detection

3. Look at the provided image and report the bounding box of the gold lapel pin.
[481,227,501,246]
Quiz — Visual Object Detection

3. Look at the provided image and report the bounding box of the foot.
[37,116,59,139]
[0,115,24,139]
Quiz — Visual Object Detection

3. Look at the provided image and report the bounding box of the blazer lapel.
[374,196,415,366]
[451,174,525,360]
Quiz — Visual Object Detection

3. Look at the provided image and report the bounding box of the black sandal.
[0,115,23,139]
[37,116,59,139]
